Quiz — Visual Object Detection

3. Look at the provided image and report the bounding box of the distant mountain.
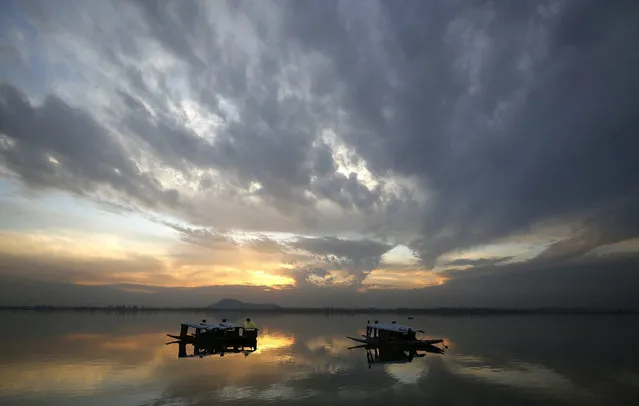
[209,298,282,309]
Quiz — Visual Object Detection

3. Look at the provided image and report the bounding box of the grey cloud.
[0,43,25,71]
[128,0,390,219]
[292,236,392,261]
[3,0,419,238]
[434,252,639,309]
[533,198,639,262]
[212,117,316,210]
[164,223,289,255]
[284,266,335,288]
[312,142,336,176]
[129,0,207,70]
[3,0,639,307]
[310,172,382,212]
[118,67,179,121]
[282,0,639,264]
[291,236,393,283]
[167,222,392,286]
[445,256,514,268]
[163,223,239,251]
[0,83,180,209]
[246,236,285,254]
[118,91,216,171]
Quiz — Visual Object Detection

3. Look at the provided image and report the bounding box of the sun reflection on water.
[253,332,295,353]
[1,313,637,406]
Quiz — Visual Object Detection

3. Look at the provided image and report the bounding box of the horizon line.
[1,305,638,315]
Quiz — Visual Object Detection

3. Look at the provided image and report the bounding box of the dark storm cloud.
[292,237,392,262]
[0,83,180,209]
[291,236,393,283]
[128,0,207,70]
[246,236,285,254]
[209,102,318,210]
[125,0,390,217]
[310,171,384,213]
[117,89,217,171]
[6,0,639,253]
[163,222,239,251]
[3,0,639,307]
[2,0,410,235]
[533,198,639,262]
[282,0,639,264]
[445,256,514,268]
[434,252,639,309]
[284,266,335,288]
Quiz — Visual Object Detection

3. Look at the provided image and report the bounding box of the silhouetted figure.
[243,318,257,329]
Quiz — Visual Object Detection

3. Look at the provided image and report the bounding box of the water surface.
[0,311,638,405]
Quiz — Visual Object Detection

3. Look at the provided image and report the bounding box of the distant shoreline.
[0,306,637,315]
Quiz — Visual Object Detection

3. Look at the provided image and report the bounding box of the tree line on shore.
[0,305,636,315]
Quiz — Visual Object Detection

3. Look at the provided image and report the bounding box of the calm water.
[0,311,638,405]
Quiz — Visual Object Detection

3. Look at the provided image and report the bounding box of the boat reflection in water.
[167,318,259,358]
[170,340,258,358]
[364,343,444,368]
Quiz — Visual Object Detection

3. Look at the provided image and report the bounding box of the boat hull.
[347,336,444,349]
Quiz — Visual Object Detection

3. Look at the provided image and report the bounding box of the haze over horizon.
[1,0,638,308]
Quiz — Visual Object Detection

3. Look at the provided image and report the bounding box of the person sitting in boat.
[243,318,257,329]
[407,328,416,340]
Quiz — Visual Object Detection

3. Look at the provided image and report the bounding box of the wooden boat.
[167,319,258,350]
[347,320,447,352]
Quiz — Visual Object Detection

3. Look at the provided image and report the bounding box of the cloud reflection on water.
[0,313,638,405]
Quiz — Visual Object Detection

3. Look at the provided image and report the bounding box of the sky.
[1,0,638,308]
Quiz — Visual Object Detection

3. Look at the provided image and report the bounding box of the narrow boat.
[167,319,259,351]
[347,320,447,352]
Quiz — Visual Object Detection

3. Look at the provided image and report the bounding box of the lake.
[0,311,638,405]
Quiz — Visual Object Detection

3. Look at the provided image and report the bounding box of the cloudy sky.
[1,0,638,308]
